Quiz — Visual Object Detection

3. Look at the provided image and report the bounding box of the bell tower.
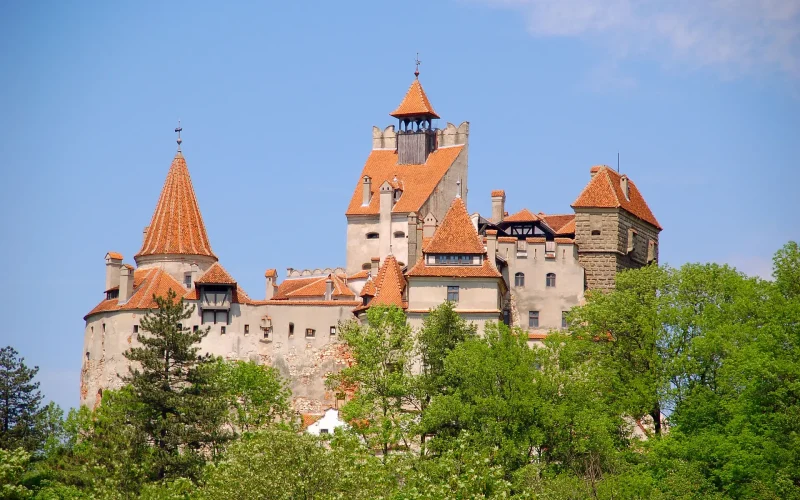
[391,56,440,165]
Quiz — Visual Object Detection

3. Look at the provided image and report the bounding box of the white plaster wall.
[346,217,409,274]
[134,254,217,284]
[407,277,501,312]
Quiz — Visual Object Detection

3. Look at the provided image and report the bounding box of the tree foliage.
[0,347,45,452]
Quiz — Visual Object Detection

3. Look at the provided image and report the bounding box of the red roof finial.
[414,52,421,78]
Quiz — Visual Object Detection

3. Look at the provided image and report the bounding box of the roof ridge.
[390,79,440,119]
[424,198,486,254]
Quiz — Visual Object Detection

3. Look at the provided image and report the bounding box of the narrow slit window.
[289,323,295,336]
[244,324,250,335]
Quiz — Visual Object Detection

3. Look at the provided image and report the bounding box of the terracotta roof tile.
[390,78,440,119]
[278,274,355,299]
[503,208,540,223]
[345,146,464,216]
[301,414,323,430]
[540,214,575,234]
[196,262,237,285]
[360,278,376,297]
[273,277,320,299]
[497,236,517,243]
[486,229,498,235]
[555,237,575,244]
[136,152,216,259]
[491,190,505,197]
[250,300,362,307]
[348,270,370,280]
[369,255,406,308]
[555,218,575,235]
[106,252,123,260]
[525,237,546,243]
[407,257,502,278]
[85,268,186,319]
[424,198,485,254]
[572,166,661,229]
[264,269,277,278]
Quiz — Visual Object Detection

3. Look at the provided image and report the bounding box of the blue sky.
[1,1,798,411]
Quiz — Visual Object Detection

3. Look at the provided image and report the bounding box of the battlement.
[372,121,469,150]
[285,267,346,278]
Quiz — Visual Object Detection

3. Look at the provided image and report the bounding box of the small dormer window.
[393,189,402,203]
[106,289,119,300]
[434,255,475,265]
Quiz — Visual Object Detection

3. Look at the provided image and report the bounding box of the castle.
[81,72,661,411]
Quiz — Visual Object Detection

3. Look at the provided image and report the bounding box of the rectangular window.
[447,286,459,302]
[244,324,250,335]
[529,311,539,328]
[562,311,568,329]
[320,428,329,435]
[289,323,295,336]
[330,326,337,336]
[545,241,556,257]
[221,326,226,335]
[177,323,182,331]
[306,328,316,338]
[193,325,198,332]
[133,325,139,334]
[202,310,214,324]
[647,240,657,263]
[627,228,637,254]
[102,323,106,333]
[184,273,192,288]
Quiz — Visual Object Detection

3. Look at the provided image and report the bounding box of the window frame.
[546,273,556,287]
[514,272,525,287]
[529,311,540,328]
[447,285,459,303]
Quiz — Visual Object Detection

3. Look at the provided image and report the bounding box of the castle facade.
[81,74,661,411]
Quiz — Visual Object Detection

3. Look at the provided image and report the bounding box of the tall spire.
[135,135,217,261]
[390,72,439,119]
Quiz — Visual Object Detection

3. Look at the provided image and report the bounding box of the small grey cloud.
[474,0,800,80]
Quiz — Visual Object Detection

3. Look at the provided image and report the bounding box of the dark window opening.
[362,262,371,270]
[221,326,226,335]
[434,255,473,265]
[244,324,250,335]
[86,351,90,361]
[289,323,295,336]
[330,326,336,335]
[133,325,139,334]
[514,272,525,287]
[591,229,601,236]
[306,328,316,338]
[546,273,556,287]
[447,286,459,302]
[193,325,198,332]
[366,232,379,239]
[102,323,106,333]
[106,289,119,300]
[394,231,405,238]
[529,311,539,328]
[320,428,329,435]
[562,311,568,329]
[184,273,192,288]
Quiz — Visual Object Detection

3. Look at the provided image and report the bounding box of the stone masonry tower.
[572,165,661,290]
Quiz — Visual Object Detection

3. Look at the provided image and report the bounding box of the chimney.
[362,176,372,206]
[119,265,134,303]
[324,278,333,300]
[486,230,498,261]
[105,252,122,291]
[264,269,277,300]
[379,181,393,260]
[407,212,418,268]
[620,175,630,200]
[370,257,380,276]
[590,165,602,179]
[423,213,437,238]
[491,190,505,223]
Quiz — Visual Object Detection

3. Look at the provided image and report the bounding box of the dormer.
[194,263,237,325]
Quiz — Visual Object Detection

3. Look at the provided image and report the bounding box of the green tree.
[213,359,291,433]
[0,347,44,452]
[326,305,415,460]
[123,289,230,481]
[774,240,800,298]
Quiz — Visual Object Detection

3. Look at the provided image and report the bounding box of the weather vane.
[414,52,421,78]
[175,120,183,151]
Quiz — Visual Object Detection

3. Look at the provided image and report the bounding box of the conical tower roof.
[424,197,485,254]
[390,78,440,119]
[135,152,217,260]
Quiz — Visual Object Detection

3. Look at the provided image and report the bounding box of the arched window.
[546,273,556,287]
[366,232,379,239]
[393,231,405,238]
[514,272,525,287]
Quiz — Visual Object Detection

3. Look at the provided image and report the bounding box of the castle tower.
[345,67,470,275]
[572,165,661,289]
[134,140,218,284]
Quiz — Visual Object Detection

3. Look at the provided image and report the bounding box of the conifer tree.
[123,289,229,481]
[0,346,44,452]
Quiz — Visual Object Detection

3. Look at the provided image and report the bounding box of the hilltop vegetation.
[2,242,798,499]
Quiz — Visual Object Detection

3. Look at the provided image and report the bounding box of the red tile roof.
[424,197,485,254]
[250,300,362,307]
[540,214,575,234]
[360,278,376,297]
[345,146,464,216]
[406,257,502,278]
[136,152,217,259]
[572,166,661,229]
[273,274,355,300]
[182,283,252,305]
[555,218,575,235]
[264,269,277,278]
[503,208,540,223]
[196,262,237,285]
[106,252,123,260]
[348,270,370,280]
[85,268,185,319]
[525,237,546,243]
[369,255,406,308]
[497,236,517,243]
[491,190,505,197]
[555,237,575,244]
[390,78,440,119]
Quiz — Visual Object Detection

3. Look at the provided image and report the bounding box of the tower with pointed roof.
[346,69,470,274]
